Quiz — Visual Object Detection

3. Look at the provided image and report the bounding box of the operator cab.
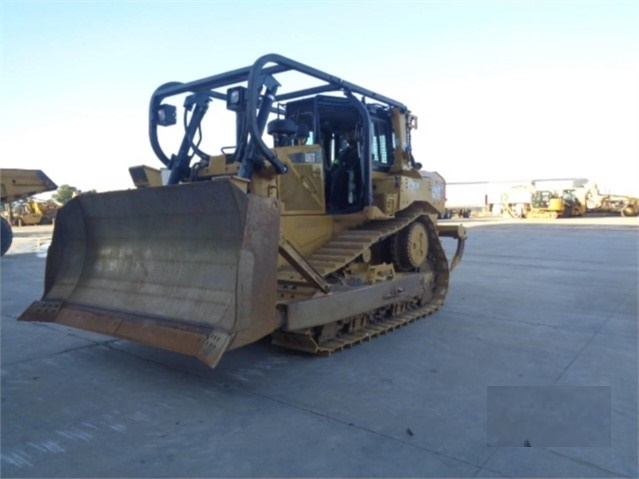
[277,96,396,215]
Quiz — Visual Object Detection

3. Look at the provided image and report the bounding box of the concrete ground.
[1,217,637,478]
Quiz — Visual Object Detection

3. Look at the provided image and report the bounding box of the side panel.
[372,171,445,215]
[276,145,326,215]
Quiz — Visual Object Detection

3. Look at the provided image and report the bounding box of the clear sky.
[1,0,638,195]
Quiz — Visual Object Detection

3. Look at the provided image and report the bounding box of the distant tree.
[52,185,80,204]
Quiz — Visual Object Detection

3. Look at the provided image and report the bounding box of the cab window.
[371,119,393,171]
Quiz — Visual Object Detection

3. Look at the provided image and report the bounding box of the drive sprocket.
[391,218,429,271]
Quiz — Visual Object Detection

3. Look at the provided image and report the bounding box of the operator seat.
[268,118,298,147]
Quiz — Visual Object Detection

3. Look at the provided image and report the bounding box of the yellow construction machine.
[583,186,639,217]
[0,168,58,256]
[502,186,585,219]
[525,190,585,219]
[6,198,60,227]
[19,54,466,368]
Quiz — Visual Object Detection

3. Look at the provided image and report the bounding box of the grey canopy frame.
[148,53,409,185]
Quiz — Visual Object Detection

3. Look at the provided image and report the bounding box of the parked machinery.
[544,181,639,217]
[501,184,535,219]
[525,190,585,219]
[19,54,466,369]
[0,169,58,256]
[583,186,639,217]
[502,185,585,219]
[6,198,60,226]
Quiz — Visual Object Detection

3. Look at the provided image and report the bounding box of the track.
[273,204,451,354]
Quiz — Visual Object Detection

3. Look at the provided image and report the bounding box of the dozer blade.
[19,180,281,368]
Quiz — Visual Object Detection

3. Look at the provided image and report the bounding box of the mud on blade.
[19,180,281,368]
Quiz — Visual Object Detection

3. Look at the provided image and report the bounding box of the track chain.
[273,205,451,354]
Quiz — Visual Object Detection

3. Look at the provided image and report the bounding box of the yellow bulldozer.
[19,54,466,368]
[0,168,58,256]
[502,186,585,219]
[525,189,586,219]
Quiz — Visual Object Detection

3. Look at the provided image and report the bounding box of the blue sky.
[1,0,638,195]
